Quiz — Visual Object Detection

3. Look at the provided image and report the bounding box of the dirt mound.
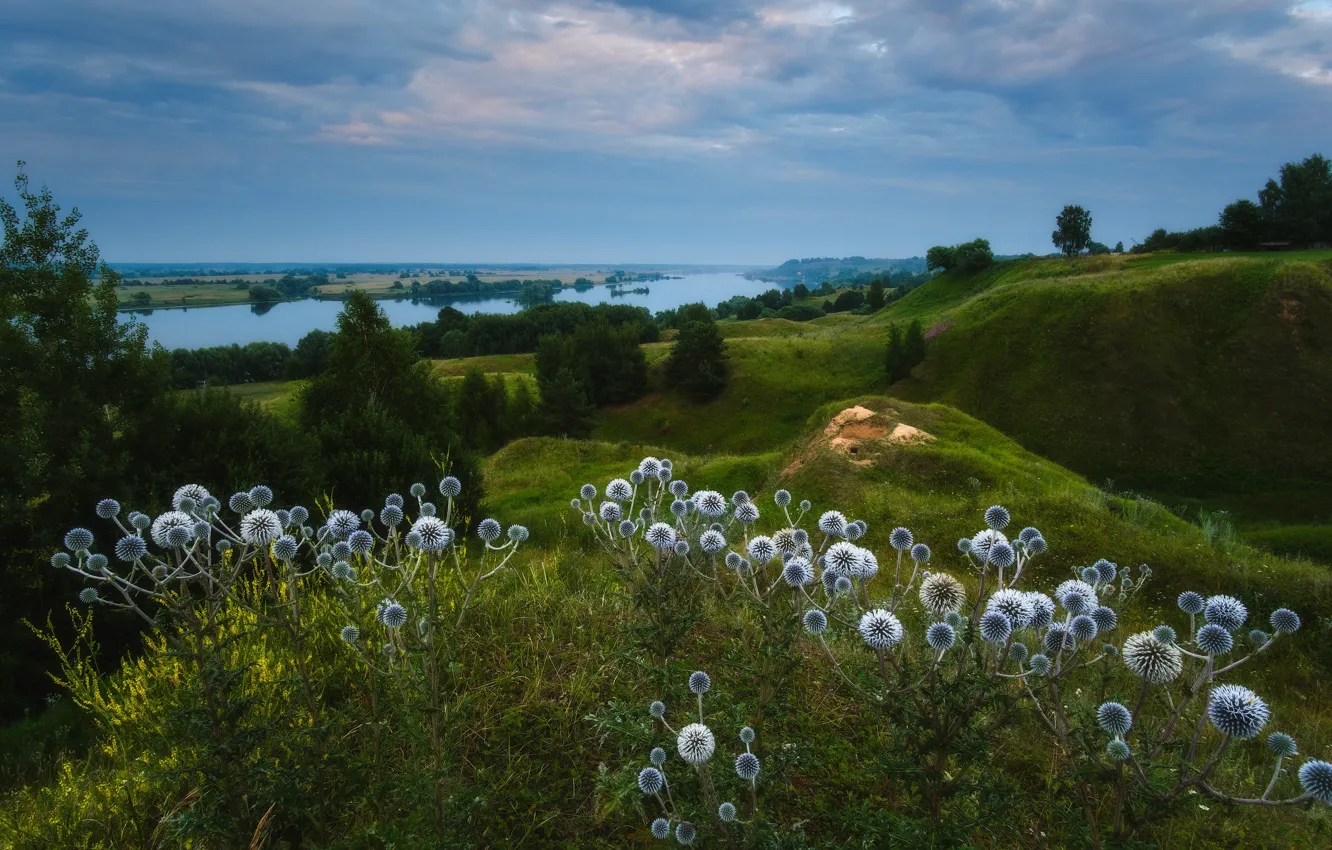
[784,406,934,473]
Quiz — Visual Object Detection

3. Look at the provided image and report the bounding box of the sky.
[1,1,1329,264]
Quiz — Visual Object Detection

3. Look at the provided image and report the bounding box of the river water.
[126,273,776,349]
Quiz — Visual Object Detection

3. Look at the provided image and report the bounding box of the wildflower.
[272,535,299,560]
[889,527,914,551]
[1268,733,1297,758]
[340,625,360,644]
[646,523,677,550]
[378,601,408,629]
[1107,739,1131,761]
[638,767,664,794]
[1026,592,1056,628]
[1153,625,1177,645]
[115,535,147,562]
[651,818,671,839]
[774,489,791,506]
[803,609,828,635]
[927,622,957,651]
[607,478,633,501]
[1196,624,1234,656]
[1297,760,1332,803]
[1270,608,1300,634]
[1017,526,1042,545]
[649,701,666,719]
[1097,702,1133,736]
[410,516,452,550]
[1091,605,1118,633]
[740,726,755,744]
[970,529,1008,562]
[1178,590,1205,615]
[78,587,99,604]
[910,543,931,563]
[439,476,462,498]
[347,529,374,554]
[699,529,726,553]
[859,609,904,649]
[782,558,815,587]
[238,509,282,546]
[735,751,761,780]
[1207,685,1270,739]
[818,510,847,536]
[1204,595,1248,632]
[694,490,727,517]
[718,802,736,822]
[919,573,966,614]
[979,611,1012,644]
[734,503,759,524]
[478,518,502,542]
[1070,615,1099,642]
[380,504,404,527]
[248,485,273,508]
[1093,559,1117,584]
[1122,632,1183,683]
[987,589,1034,627]
[675,822,696,845]
[95,499,120,520]
[688,671,711,695]
[985,505,1011,530]
[678,723,716,764]
[327,509,361,539]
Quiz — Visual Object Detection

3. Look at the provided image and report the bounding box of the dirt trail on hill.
[784,405,935,475]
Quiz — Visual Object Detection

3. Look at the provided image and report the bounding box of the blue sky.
[2,1,1329,264]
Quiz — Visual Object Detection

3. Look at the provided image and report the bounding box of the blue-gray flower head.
[229,492,254,514]
[1017,526,1041,545]
[675,822,696,845]
[979,610,1012,644]
[735,751,760,781]
[410,482,427,498]
[1208,684,1270,739]
[86,553,109,573]
[650,746,667,766]
[346,529,372,555]
[970,529,1009,562]
[834,575,852,595]
[820,568,840,594]
[380,504,404,527]
[1026,593,1056,628]
[1044,626,1076,653]
[803,609,828,635]
[919,573,966,615]
[1298,760,1332,804]
[405,531,423,548]
[826,541,860,575]
[638,767,664,795]
[690,530,722,556]
[1093,559,1117,584]
[774,489,792,507]
[644,522,675,550]
[1008,641,1029,663]
[989,542,1016,569]
[331,541,352,560]
[340,625,359,644]
[856,549,880,579]
[1081,566,1101,585]
[332,561,354,581]
[246,485,272,509]
[419,501,437,517]
[1070,615,1099,642]
[782,557,815,588]
[114,535,147,562]
[649,700,666,719]
[795,499,809,513]
[282,505,307,526]
[581,512,596,527]
[95,499,121,520]
[987,589,1034,628]
[678,723,716,764]
[237,509,280,546]
[316,551,332,569]
[384,494,405,510]
[274,509,290,527]
[1107,739,1132,762]
[957,537,973,554]
[377,601,408,629]
[576,484,596,503]
[78,587,99,604]
[629,470,645,486]
[1152,624,1177,645]
[129,511,151,531]
[1249,629,1269,646]
[171,484,209,513]
[1029,654,1052,675]
[771,528,798,557]
[325,509,359,540]
[508,525,529,543]
[746,536,776,563]
[1204,595,1248,631]
[64,527,94,553]
[888,527,913,551]
[638,507,651,522]
[1091,606,1118,633]
[859,609,904,649]
[597,501,623,524]
[844,520,865,542]
[216,539,232,554]
[984,505,1011,530]
[910,543,931,564]
[1268,732,1298,758]
[927,622,957,651]
[439,476,462,498]
[818,510,847,536]
[272,535,299,560]
[739,726,755,745]
[1177,591,1205,615]
[667,499,687,519]
[688,671,711,696]
[718,801,736,823]
[1197,623,1234,655]
[1270,608,1300,634]
[189,519,210,539]
[1123,631,1183,683]
[477,518,502,543]
[1055,580,1097,615]
[650,818,671,839]
[1097,701,1133,736]
[690,490,723,517]
[723,551,742,571]
[410,516,452,551]
[734,503,759,525]
[1026,536,1048,556]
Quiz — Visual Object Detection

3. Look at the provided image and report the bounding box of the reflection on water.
[130,273,776,349]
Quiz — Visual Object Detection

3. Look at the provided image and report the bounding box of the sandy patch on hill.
[784,406,935,475]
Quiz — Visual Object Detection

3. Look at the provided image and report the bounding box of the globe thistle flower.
[718,802,736,823]
[1008,641,1029,663]
[988,589,1034,628]
[803,609,828,635]
[735,751,761,780]
[405,531,423,548]
[844,521,864,542]
[236,509,281,547]
[115,535,147,562]
[856,549,880,579]
[734,503,759,525]
[1268,733,1298,758]
[910,543,931,564]
[927,622,957,651]
[1091,606,1118,633]
[792,528,809,546]
[629,471,645,486]
[647,700,667,720]
[576,484,597,502]
[332,561,354,581]
[82,554,108,575]
[229,492,254,514]
[63,528,95,553]
[607,478,633,501]
[1270,608,1300,635]
[272,535,299,561]
[1055,580,1097,614]
[668,499,688,519]
[1097,701,1133,736]
[1204,595,1248,632]
[275,509,290,527]
[474,518,503,544]
[1017,526,1042,545]
[979,610,1012,644]
[1196,624,1234,656]
[1122,631,1184,684]
[347,529,374,555]
[1044,626,1075,653]
[333,541,353,560]
[651,818,671,840]
[678,723,716,764]
[378,494,402,511]
[216,539,232,554]
[377,601,408,629]
[340,625,360,644]
[834,575,853,595]
[1152,625,1177,645]
[774,488,792,507]
[317,552,334,569]
[783,558,815,588]
[662,480,684,499]
[747,536,777,563]
[694,490,727,517]
[969,529,1009,562]
[1026,536,1048,556]
[889,527,914,551]
[596,501,624,525]
[1081,566,1101,585]
[675,822,696,845]
[638,767,665,795]
[242,485,270,508]
[438,475,462,498]
[984,505,1011,530]
[820,568,840,595]
[95,499,120,520]
[129,511,151,531]
[800,499,812,512]
[1171,591,1204,616]
[646,523,676,550]
[826,541,861,574]
[1029,654,1052,675]
[1106,739,1132,762]
[725,551,743,571]
[324,509,358,540]
[650,746,667,766]
[739,726,755,744]
[698,529,726,554]
[1070,615,1099,642]
[1299,760,1332,803]
[1026,593,1056,629]
[1248,629,1269,646]
[172,484,210,512]
[78,587,99,604]
[818,510,847,536]
[380,504,404,527]
[771,528,799,557]
[987,542,1015,569]
[957,537,973,555]
[410,516,452,551]
[919,573,966,615]
[1207,685,1270,739]
[582,513,596,527]
[859,609,904,649]
[420,502,437,518]
[688,671,711,695]
[1093,559,1118,584]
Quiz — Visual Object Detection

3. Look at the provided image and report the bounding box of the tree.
[663,315,729,402]
[885,324,906,383]
[794,282,809,299]
[1113,241,1124,254]
[926,245,956,273]
[285,329,333,379]
[1088,241,1111,255]
[537,365,595,437]
[1052,205,1093,257]
[867,278,885,310]
[927,239,992,272]
[830,290,865,313]
[904,319,926,369]
[1219,199,1266,250]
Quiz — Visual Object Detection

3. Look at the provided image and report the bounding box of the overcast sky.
[2,1,1329,264]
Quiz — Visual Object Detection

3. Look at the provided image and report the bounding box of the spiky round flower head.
[64,527,94,553]
[598,501,623,524]
[633,457,660,479]
[747,536,777,563]
[771,488,792,507]
[419,502,437,518]
[332,541,352,560]
[1267,732,1298,758]
[734,502,759,525]
[410,482,427,499]
[1097,701,1133,736]
[984,505,1011,530]
[1081,566,1101,585]
[783,558,815,588]
[380,504,404,528]
[675,822,696,845]
[1091,606,1119,633]
[725,551,744,571]
[688,671,711,695]
[669,499,688,519]
[1044,626,1076,653]
[826,541,861,574]
[771,528,798,557]
[717,801,737,823]
[645,522,676,550]
[678,723,716,764]
[1176,590,1205,615]
[1123,631,1184,684]
[410,516,452,551]
[650,818,671,840]
[377,601,408,629]
[889,527,914,551]
[216,539,232,554]
[1270,608,1300,635]
[1247,629,1269,646]
[383,493,404,509]
[919,573,966,615]
[907,543,932,565]
[1070,614,1099,642]
[405,531,423,548]
[602,478,631,502]
[927,622,957,651]
[979,610,1013,644]
[1204,595,1248,632]
[78,587,99,604]
[816,510,846,536]
[272,535,299,560]
[988,589,1034,627]
[438,475,462,498]
[834,575,853,595]
[859,609,904,649]
[1152,625,1177,645]
[735,751,761,781]
[694,490,727,517]
[1029,654,1052,675]
[650,746,667,766]
[820,567,840,594]
[129,511,151,531]
[699,529,726,554]
[970,529,1009,563]
[1197,623,1234,656]
[579,483,597,501]
[235,509,280,546]
[649,700,666,719]
[168,485,207,513]
[739,726,755,744]
[1055,580,1097,614]
[95,499,121,520]
[856,549,880,579]
[638,767,664,795]
[1093,559,1118,584]
[228,492,254,514]
[332,561,354,581]
[803,609,828,635]
[1298,760,1332,803]
[1008,641,1029,663]
[581,513,596,527]
[1207,684,1270,739]
[114,535,147,562]
[1027,536,1049,556]
[499,524,527,545]
[844,520,865,542]
[318,552,334,569]
[663,480,685,499]
[474,518,500,543]
[323,509,357,540]
[988,542,1016,569]
[340,625,359,644]
[797,499,811,512]
[347,529,373,555]
[957,537,973,554]
[1026,593,1056,629]
[82,554,108,575]
[628,470,643,485]
[1106,739,1132,762]
[1017,526,1042,545]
